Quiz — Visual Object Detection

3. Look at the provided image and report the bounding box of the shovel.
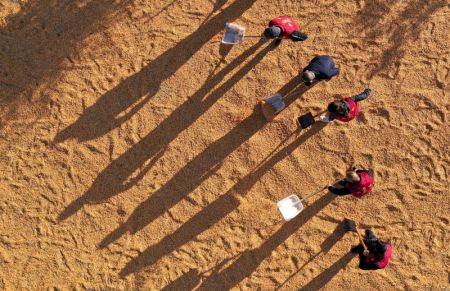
[297,109,329,129]
[222,23,245,44]
[344,219,369,256]
[297,112,315,129]
[260,93,285,121]
[277,186,327,222]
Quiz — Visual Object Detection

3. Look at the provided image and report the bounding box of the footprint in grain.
[412,190,430,200]
[386,204,401,212]
[369,107,391,126]
[435,57,449,89]
[290,255,299,269]
[437,216,448,225]
[356,111,369,124]
[117,208,127,217]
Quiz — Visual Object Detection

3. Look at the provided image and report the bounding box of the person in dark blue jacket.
[302,55,340,85]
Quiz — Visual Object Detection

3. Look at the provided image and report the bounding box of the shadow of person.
[0,0,129,111]
[160,268,202,291]
[210,42,234,75]
[201,0,229,25]
[160,252,240,290]
[54,0,256,143]
[320,219,348,254]
[96,74,324,276]
[298,251,356,291]
[96,106,268,248]
[193,192,337,290]
[58,39,271,222]
[275,219,349,290]
[264,73,322,118]
[283,80,320,109]
[114,121,327,277]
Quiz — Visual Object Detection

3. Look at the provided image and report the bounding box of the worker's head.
[264,26,282,38]
[345,170,361,183]
[302,70,315,84]
[368,240,387,260]
[365,229,377,243]
[328,100,347,116]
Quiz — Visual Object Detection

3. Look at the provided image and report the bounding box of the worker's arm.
[290,31,308,41]
[350,89,371,102]
[328,181,352,195]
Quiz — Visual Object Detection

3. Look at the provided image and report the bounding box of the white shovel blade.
[222,22,245,44]
[277,195,304,222]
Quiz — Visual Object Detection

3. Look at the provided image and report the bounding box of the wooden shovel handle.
[355,226,369,254]
[299,185,327,202]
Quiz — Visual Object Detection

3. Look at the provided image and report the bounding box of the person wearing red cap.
[327,166,374,198]
[351,229,393,270]
[264,15,308,46]
[320,89,371,123]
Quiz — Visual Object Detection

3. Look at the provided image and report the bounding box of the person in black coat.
[302,55,340,85]
[351,229,393,270]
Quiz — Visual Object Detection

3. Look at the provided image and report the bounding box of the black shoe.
[291,31,308,41]
[362,88,372,98]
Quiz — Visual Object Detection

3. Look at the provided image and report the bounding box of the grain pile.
[0,0,448,290]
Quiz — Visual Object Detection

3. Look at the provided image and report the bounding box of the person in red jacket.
[327,166,374,198]
[351,229,393,270]
[320,89,371,123]
[264,15,308,46]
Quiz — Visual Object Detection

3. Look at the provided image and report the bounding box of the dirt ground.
[0,0,449,290]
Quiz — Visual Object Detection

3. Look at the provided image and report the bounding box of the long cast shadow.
[98,106,267,248]
[160,252,240,290]
[116,120,327,277]
[201,0,228,25]
[298,251,356,291]
[194,192,337,290]
[158,216,347,290]
[54,0,256,143]
[160,252,241,290]
[160,268,202,291]
[58,38,271,222]
[96,73,317,244]
[275,219,348,289]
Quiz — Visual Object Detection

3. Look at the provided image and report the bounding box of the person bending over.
[328,166,374,198]
[320,89,371,123]
[302,55,339,85]
[351,229,393,270]
[264,15,308,46]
